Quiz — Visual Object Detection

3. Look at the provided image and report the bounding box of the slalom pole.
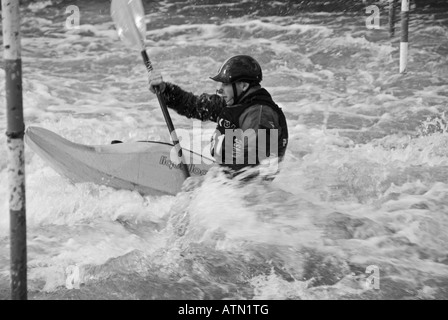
[400,0,409,73]
[389,0,397,37]
[1,0,27,300]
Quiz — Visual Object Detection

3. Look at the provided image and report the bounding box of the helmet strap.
[232,82,240,105]
[231,82,250,105]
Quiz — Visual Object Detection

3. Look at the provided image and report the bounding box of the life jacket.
[210,88,289,168]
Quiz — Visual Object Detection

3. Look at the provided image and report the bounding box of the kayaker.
[148,55,288,180]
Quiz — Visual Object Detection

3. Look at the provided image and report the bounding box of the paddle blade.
[111,0,147,49]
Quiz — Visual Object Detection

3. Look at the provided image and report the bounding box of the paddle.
[110,0,190,178]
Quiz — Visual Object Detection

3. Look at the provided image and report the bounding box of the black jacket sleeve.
[161,82,226,123]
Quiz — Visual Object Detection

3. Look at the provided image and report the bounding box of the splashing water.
[0,0,448,300]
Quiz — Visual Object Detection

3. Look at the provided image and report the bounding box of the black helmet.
[210,55,262,84]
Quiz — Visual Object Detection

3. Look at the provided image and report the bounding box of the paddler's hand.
[148,74,166,94]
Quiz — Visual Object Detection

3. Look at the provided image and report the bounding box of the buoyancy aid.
[210,88,289,169]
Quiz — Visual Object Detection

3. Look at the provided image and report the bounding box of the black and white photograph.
[0,0,447,304]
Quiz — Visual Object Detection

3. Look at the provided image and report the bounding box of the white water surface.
[0,0,448,299]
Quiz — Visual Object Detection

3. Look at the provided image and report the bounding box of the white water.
[0,0,448,299]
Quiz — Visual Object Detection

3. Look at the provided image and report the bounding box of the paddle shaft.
[110,0,190,178]
[141,50,190,178]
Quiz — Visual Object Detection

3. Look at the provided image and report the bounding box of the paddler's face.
[216,82,246,106]
[216,82,235,106]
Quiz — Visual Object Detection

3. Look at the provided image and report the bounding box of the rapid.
[0,0,447,299]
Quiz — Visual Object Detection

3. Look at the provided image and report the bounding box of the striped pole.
[1,0,27,300]
[400,0,409,73]
[389,0,397,37]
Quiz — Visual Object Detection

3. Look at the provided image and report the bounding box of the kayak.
[25,126,215,196]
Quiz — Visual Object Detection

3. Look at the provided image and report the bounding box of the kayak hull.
[25,126,215,196]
